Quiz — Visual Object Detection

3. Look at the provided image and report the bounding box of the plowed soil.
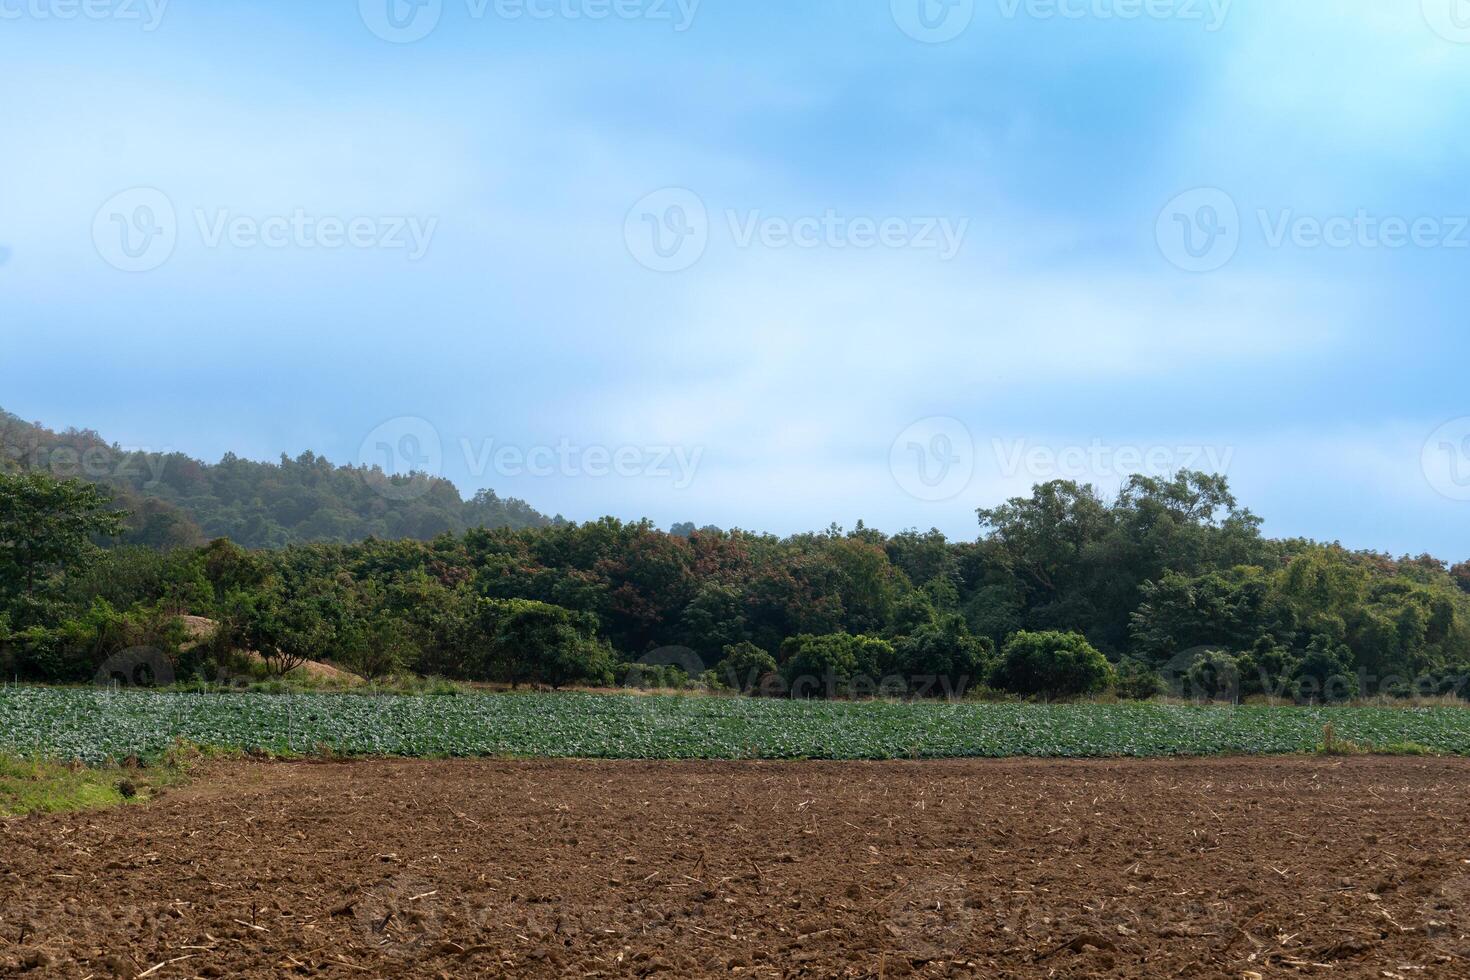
[4,756,1470,978]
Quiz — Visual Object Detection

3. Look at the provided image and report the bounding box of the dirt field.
[4,757,1470,978]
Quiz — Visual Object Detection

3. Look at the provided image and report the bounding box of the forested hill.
[0,410,557,549]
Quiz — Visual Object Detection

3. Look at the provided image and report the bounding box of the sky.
[2,0,1469,555]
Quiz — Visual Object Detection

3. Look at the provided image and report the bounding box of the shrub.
[1115,657,1163,701]
[990,630,1114,699]
[718,641,779,694]
[891,614,993,696]
[1184,650,1242,702]
[1236,637,1299,698]
[346,616,419,681]
[779,632,895,698]
[481,598,614,688]
[7,600,187,684]
[234,591,333,677]
[1294,634,1358,703]
[621,663,689,690]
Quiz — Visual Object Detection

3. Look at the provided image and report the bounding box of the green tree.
[779,632,895,697]
[718,641,779,693]
[480,598,612,688]
[1114,658,1163,700]
[0,472,126,622]
[891,613,993,695]
[237,590,334,676]
[1184,649,1242,702]
[990,630,1114,699]
[1294,634,1358,703]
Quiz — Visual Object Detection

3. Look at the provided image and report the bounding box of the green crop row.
[3,688,1470,764]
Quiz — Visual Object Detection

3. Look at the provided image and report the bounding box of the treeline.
[0,410,555,549]
[4,464,1470,702]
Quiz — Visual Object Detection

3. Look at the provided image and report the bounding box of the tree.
[718,641,779,693]
[1130,569,1286,666]
[1237,636,1298,698]
[480,598,613,688]
[237,590,333,677]
[891,613,993,695]
[0,472,126,619]
[1115,658,1163,700]
[990,630,1114,699]
[1184,649,1242,702]
[779,632,895,697]
[345,614,418,681]
[1294,634,1358,703]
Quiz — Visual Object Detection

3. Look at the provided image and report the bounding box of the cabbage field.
[3,687,1470,763]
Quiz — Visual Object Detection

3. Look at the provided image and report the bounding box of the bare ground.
[4,756,1470,977]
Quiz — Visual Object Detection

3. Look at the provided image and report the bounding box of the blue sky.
[3,0,1469,555]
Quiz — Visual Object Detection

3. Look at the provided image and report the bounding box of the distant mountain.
[0,410,558,549]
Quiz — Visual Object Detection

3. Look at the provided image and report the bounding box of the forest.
[3,411,1470,702]
[0,410,555,548]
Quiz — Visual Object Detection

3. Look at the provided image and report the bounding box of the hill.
[0,409,557,549]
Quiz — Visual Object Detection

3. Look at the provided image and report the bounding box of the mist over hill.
[0,410,557,549]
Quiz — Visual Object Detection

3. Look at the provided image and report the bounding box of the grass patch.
[0,739,223,817]
[0,756,130,815]
[1,756,162,817]
[1317,723,1440,757]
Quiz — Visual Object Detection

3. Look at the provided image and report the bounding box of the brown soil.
[3,756,1470,978]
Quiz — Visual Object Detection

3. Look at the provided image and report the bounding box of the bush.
[891,614,993,696]
[990,630,1114,699]
[779,633,895,698]
[1237,637,1299,698]
[1115,658,1163,701]
[7,599,187,684]
[1184,650,1242,702]
[481,598,614,688]
[621,662,688,690]
[1294,634,1358,703]
[718,641,779,694]
[234,590,334,677]
[344,616,419,681]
